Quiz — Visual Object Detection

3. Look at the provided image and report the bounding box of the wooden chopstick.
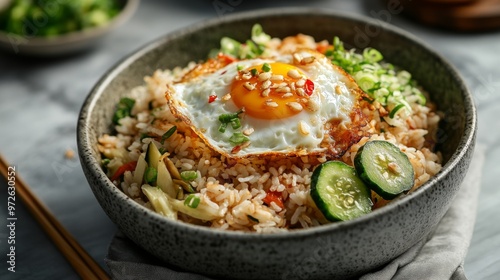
[0,154,109,280]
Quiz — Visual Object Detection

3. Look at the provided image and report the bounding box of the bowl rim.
[0,0,139,50]
[78,7,477,241]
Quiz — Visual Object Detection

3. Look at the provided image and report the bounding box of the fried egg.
[165,50,370,159]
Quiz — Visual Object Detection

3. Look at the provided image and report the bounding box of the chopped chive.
[262,63,271,72]
[389,103,406,118]
[250,68,258,76]
[218,109,244,124]
[113,97,135,124]
[219,123,227,133]
[237,65,243,71]
[160,126,177,144]
[231,118,241,129]
[181,171,198,181]
[144,167,157,184]
[101,158,110,166]
[184,194,200,209]
[229,132,249,146]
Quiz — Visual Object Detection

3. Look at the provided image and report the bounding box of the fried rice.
[98,30,442,233]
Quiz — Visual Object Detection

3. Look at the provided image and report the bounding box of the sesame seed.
[305,99,320,112]
[261,80,272,90]
[282,92,293,98]
[222,93,231,101]
[296,88,306,96]
[266,100,279,107]
[243,128,254,136]
[259,72,272,81]
[287,69,302,79]
[296,79,306,87]
[298,121,310,135]
[276,86,291,93]
[261,88,270,97]
[300,56,316,65]
[335,85,343,95]
[242,73,252,80]
[293,53,303,64]
[287,102,303,112]
[270,75,284,81]
[290,82,296,92]
[243,82,256,91]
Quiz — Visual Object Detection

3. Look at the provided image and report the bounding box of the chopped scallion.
[180,171,198,181]
[363,48,383,63]
[160,126,177,144]
[219,123,227,133]
[389,103,406,118]
[218,109,243,124]
[184,194,200,209]
[262,63,271,72]
[144,167,158,184]
[231,118,241,129]
[113,97,135,124]
[251,68,258,76]
[229,132,249,146]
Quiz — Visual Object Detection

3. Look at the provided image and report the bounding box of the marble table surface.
[0,1,499,279]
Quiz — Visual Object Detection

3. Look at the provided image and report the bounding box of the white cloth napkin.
[106,145,485,280]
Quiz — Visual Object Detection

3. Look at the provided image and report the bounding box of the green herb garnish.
[262,63,271,72]
[180,171,198,181]
[229,132,249,146]
[184,194,200,209]
[113,97,135,124]
[160,126,177,144]
[144,167,157,184]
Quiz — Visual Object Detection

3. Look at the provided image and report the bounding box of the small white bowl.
[0,0,139,56]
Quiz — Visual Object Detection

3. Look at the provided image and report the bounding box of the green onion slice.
[160,126,177,144]
[144,167,158,184]
[229,132,249,146]
[181,171,198,181]
[262,63,271,72]
[184,194,201,209]
[389,104,406,118]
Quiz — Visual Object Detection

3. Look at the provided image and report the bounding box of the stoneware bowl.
[0,0,139,56]
[77,8,476,280]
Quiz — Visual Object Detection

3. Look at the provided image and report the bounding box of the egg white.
[166,51,358,157]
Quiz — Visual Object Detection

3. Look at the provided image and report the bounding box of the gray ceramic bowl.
[77,8,476,280]
[0,0,139,56]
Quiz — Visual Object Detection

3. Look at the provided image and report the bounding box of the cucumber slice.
[354,140,414,200]
[310,161,372,222]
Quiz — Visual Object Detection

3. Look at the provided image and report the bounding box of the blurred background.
[0,0,499,279]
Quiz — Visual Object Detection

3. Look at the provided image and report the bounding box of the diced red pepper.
[263,191,284,209]
[111,161,137,181]
[316,44,331,54]
[304,79,315,96]
[217,53,237,64]
[208,94,217,103]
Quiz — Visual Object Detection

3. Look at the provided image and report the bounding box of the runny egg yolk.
[230,62,312,120]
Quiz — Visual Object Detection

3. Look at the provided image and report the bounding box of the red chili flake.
[231,145,242,154]
[208,95,217,103]
[220,70,227,75]
[263,191,284,209]
[217,53,237,64]
[111,161,137,182]
[304,79,315,96]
